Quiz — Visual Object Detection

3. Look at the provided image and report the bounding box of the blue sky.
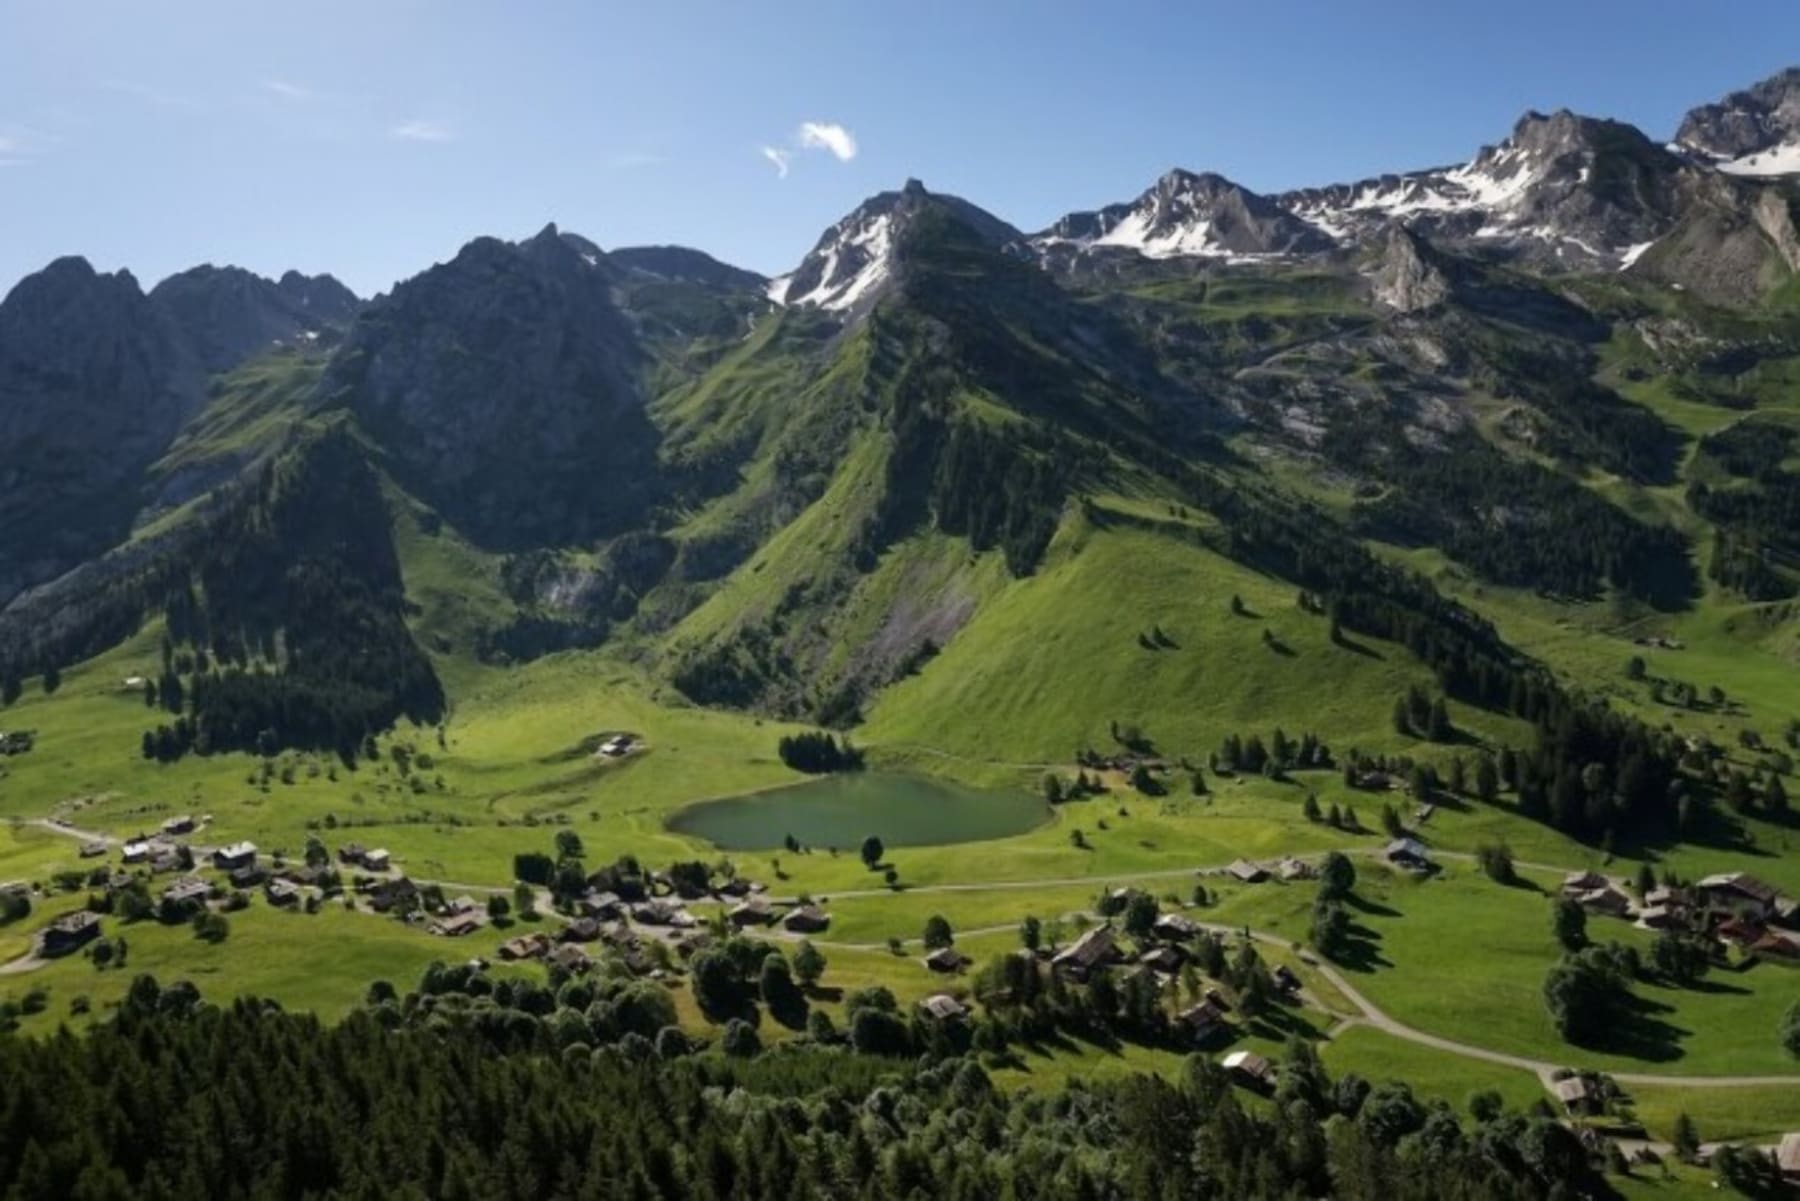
[1,0,1794,297]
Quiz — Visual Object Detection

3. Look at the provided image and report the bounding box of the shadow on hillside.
[1681,977,1751,998]
[1498,875,1545,895]
[1575,993,1687,1064]
[1343,893,1400,920]
[1244,1005,1329,1043]
[1331,921,1392,974]
[1330,633,1384,659]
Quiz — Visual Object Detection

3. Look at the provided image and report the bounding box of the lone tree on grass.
[793,940,827,989]
[1779,999,1800,1060]
[859,836,884,870]
[1318,852,1355,902]
[922,914,954,950]
[1551,898,1587,952]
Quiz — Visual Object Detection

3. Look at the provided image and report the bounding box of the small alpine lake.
[665,772,1050,851]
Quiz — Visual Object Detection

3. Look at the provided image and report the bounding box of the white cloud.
[761,145,791,178]
[263,79,313,102]
[797,121,857,161]
[391,118,453,143]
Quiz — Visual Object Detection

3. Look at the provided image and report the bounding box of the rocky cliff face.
[0,257,204,602]
[1676,66,1800,170]
[150,264,360,374]
[320,224,664,547]
[1033,169,1335,265]
[1369,226,1451,313]
[767,179,1021,316]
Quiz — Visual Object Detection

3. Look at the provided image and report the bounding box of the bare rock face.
[1370,226,1451,313]
[151,265,359,373]
[1033,169,1334,263]
[320,225,664,547]
[768,179,1021,316]
[0,257,204,602]
[1676,67,1800,160]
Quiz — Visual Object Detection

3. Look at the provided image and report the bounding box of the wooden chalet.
[38,910,102,957]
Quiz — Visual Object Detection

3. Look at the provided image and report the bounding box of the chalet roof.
[1752,931,1800,959]
[164,877,211,903]
[1562,870,1607,892]
[1226,859,1268,882]
[1276,856,1313,880]
[919,994,967,1020]
[47,910,101,934]
[1573,885,1632,912]
[783,905,830,931]
[500,933,550,960]
[924,946,967,971]
[1140,945,1185,970]
[1154,912,1200,937]
[215,841,258,860]
[1221,1050,1272,1079]
[1697,873,1779,904]
[1384,837,1430,862]
[561,917,602,942]
[1052,925,1117,970]
[1777,1132,1800,1174]
[1179,999,1227,1028]
[548,944,593,970]
[1551,1077,1590,1103]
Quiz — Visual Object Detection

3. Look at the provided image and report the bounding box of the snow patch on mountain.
[1717,141,1800,176]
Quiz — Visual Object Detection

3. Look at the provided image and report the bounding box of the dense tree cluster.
[0,981,1620,1201]
[1214,727,1332,777]
[141,429,445,762]
[1688,419,1799,601]
[776,730,865,773]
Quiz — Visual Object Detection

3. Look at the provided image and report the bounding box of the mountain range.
[2,67,1797,758]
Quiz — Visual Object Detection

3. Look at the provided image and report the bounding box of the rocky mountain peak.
[767,181,1021,314]
[1676,65,1800,175]
[0,255,203,603]
[1033,168,1333,263]
[150,264,362,373]
[319,228,659,547]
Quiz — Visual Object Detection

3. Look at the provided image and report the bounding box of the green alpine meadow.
[2,26,1800,1198]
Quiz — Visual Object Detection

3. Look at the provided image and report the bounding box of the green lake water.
[666,772,1050,851]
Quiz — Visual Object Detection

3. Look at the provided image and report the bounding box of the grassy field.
[1201,863,1800,1078]
[3,424,1797,1145]
[1,903,504,1029]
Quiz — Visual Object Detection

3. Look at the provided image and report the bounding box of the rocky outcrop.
[1676,67,1800,161]
[1035,169,1334,263]
[0,258,204,602]
[768,179,1022,315]
[150,264,360,374]
[320,224,664,547]
[1369,226,1451,313]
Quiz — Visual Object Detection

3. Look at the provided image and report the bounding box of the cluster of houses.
[1220,856,1318,886]
[929,908,1302,1056]
[1561,869,1800,962]
[336,843,393,873]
